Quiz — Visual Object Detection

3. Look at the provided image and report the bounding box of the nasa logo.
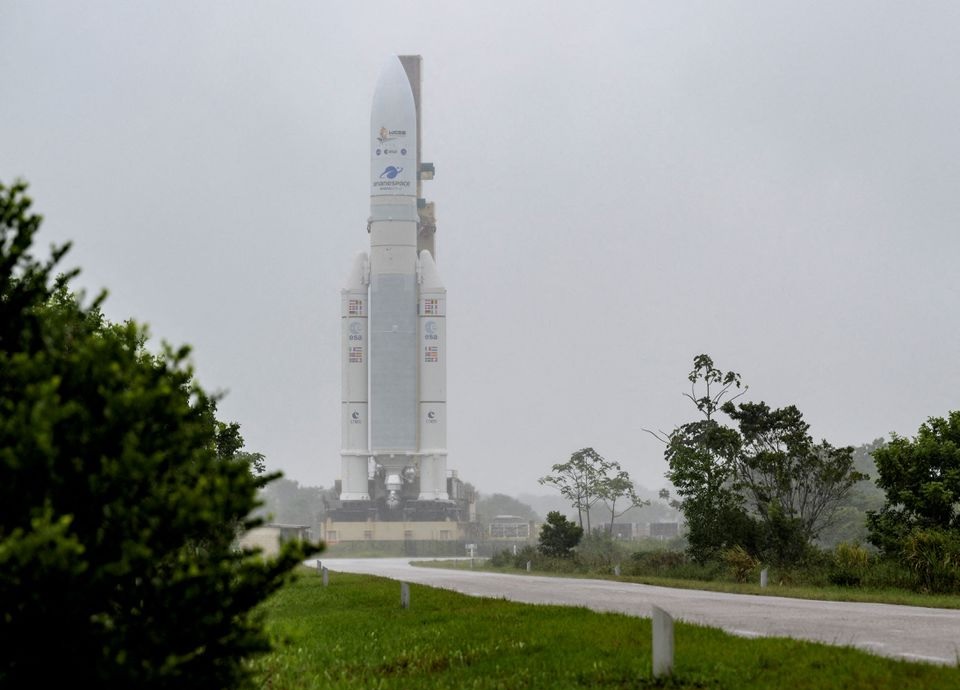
[380,166,403,179]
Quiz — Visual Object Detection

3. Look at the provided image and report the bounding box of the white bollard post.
[322,567,329,587]
[760,568,768,588]
[400,582,410,609]
[526,560,532,572]
[614,563,621,577]
[316,559,322,573]
[651,605,674,678]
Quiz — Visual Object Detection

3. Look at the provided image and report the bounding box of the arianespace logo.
[373,164,411,191]
[373,165,410,194]
[380,166,404,179]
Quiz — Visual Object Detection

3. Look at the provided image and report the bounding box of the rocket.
[340,56,448,510]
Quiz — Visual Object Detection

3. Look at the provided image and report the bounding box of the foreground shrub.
[0,181,316,688]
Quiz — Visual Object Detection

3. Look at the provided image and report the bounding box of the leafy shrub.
[902,528,960,593]
[513,545,538,569]
[0,181,315,688]
[629,550,687,574]
[576,532,624,569]
[722,545,759,583]
[829,542,871,586]
[537,511,583,558]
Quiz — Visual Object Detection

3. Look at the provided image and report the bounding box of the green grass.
[249,568,960,689]
[415,559,960,609]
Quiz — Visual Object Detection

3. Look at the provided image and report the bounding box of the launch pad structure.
[325,55,476,542]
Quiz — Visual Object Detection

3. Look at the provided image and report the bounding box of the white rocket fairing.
[340,56,448,507]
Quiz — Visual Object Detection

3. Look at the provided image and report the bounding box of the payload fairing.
[339,56,449,514]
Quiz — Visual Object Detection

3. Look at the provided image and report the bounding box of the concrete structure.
[237,523,311,558]
[334,56,471,534]
[321,518,470,544]
[489,515,535,540]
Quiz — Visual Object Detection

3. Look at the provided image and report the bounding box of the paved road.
[318,557,960,665]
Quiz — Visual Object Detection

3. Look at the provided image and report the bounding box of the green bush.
[829,542,871,587]
[629,549,686,573]
[902,528,960,593]
[537,511,582,558]
[575,532,624,569]
[0,181,315,688]
[722,545,759,583]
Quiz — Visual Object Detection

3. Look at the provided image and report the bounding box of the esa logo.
[424,321,438,340]
[349,322,363,341]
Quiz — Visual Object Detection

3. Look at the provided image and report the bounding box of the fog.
[2,2,958,495]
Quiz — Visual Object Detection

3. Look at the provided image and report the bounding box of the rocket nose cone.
[372,56,416,123]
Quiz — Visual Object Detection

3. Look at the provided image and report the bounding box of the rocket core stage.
[338,56,450,517]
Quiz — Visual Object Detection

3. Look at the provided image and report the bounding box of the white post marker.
[651,605,674,678]
[760,568,768,588]
[614,563,621,576]
[322,567,329,587]
[316,559,322,573]
[400,582,410,609]
[526,561,532,572]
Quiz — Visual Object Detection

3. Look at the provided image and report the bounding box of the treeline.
[525,355,959,594]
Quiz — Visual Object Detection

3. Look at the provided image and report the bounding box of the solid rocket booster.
[340,56,447,505]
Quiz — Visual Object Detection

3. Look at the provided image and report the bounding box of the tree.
[661,355,754,563]
[683,354,746,420]
[868,412,960,556]
[723,401,865,556]
[597,466,649,534]
[662,354,864,565]
[816,438,886,547]
[538,447,612,531]
[537,511,583,558]
[665,419,756,562]
[0,181,315,688]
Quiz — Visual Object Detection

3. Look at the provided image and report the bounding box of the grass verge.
[249,568,960,689]
[414,559,960,609]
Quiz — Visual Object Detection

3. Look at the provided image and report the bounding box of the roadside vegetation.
[250,568,960,689]
[526,355,960,602]
[444,537,960,609]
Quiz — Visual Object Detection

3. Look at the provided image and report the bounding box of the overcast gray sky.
[3,2,958,497]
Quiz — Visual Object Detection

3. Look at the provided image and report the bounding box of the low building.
[489,515,533,540]
[238,523,311,558]
[648,522,680,539]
